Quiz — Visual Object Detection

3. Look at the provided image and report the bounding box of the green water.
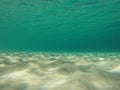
[0,0,120,52]
[0,1,120,90]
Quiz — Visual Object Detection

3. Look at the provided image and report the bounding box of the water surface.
[0,0,120,51]
[0,0,120,90]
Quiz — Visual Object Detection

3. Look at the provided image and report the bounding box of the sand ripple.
[0,52,120,90]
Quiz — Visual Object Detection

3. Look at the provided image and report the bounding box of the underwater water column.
[0,0,120,90]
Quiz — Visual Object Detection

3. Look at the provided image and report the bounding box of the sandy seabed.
[0,52,120,90]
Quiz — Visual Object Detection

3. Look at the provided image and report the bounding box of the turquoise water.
[0,0,120,52]
[0,1,120,90]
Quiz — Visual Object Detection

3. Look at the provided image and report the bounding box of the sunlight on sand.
[0,52,120,90]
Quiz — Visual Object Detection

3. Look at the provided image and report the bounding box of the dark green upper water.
[0,0,120,52]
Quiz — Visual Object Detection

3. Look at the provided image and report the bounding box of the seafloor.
[0,52,120,90]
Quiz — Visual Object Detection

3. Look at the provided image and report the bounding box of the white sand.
[0,52,120,90]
